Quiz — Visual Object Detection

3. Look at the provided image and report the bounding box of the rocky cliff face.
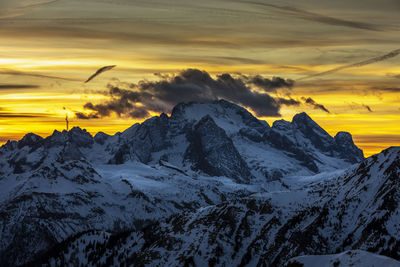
[184,115,252,183]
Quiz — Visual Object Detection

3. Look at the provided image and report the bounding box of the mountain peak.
[334,131,356,147]
[292,112,320,128]
[170,99,269,136]
[45,126,93,148]
[94,131,110,145]
[334,131,364,162]
[293,111,311,120]
[18,133,43,149]
[292,112,332,137]
[291,112,333,148]
[69,126,88,134]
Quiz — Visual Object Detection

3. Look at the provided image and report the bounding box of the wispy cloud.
[369,86,400,93]
[0,69,80,81]
[244,1,383,31]
[348,102,373,112]
[0,0,60,19]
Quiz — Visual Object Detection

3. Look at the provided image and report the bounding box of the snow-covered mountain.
[285,250,400,267]
[1,99,392,267]
[23,147,400,267]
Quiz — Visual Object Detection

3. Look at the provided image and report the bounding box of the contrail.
[298,49,400,81]
[85,65,116,83]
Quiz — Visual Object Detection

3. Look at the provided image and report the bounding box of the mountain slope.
[285,250,400,267]
[27,147,400,267]
[28,147,400,266]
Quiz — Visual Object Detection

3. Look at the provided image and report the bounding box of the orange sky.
[1,0,399,156]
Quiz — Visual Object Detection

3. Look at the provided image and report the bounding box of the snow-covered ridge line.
[1,99,364,181]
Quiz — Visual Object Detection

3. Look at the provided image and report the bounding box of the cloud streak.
[76,69,298,119]
[349,102,373,112]
[0,84,39,89]
[298,48,400,80]
[0,112,50,118]
[386,73,400,79]
[302,97,330,113]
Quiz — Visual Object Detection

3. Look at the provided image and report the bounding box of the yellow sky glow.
[0,0,399,157]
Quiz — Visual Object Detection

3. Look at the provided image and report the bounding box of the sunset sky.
[1,0,399,156]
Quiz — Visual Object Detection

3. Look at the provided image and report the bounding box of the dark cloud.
[75,112,99,120]
[77,69,297,119]
[0,84,39,89]
[276,97,301,106]
[246,1,382,31]
[129,108,150,119]
[302,97,330,113]
[244,75,294,92]
[299,48,400,80]
[363,104,373,112]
